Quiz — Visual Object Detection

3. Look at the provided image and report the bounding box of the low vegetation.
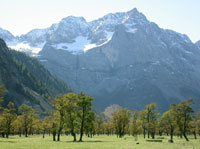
[0,135,200,149]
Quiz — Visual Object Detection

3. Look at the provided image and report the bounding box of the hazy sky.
[0,0,199,42]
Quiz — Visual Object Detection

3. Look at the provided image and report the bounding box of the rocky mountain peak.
[126,8,148,25]
[0,27,15,42]
[196,40,200,48]
[0,8,152,56]
[59,16,89,30]
[61,16,87,23]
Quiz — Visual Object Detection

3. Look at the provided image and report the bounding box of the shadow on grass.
[47,140,114,143]
[0,140,16,143]
[66,140,114,143]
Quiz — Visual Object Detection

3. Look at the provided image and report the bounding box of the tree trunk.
[151,132,155,139]
[29,126,32,135]
[72,132,76,142]
[6,128,9,138]
[183,133,189,141]
[79,109,85,142]
[6,133,8,138]
[79,123,84,142]
[148,131,150,138]
[193,131,197,139]
[25,128,28,137]
[52,122,57,141]
[159,130,162,136]
[57,130,61,141]
[53,132,56,141]
[6,125,10,138]
[143,128,146,139]
[43,131,45,139]
[79,132,83,142]
[180,133,182,139]
[119,133,122,138]
[170,131,173,140]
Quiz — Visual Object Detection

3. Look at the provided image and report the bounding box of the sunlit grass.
[0,134,200,149]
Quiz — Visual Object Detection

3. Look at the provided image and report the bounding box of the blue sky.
[0,0,199,42]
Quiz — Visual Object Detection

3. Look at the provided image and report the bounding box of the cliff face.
[39,23,200,112]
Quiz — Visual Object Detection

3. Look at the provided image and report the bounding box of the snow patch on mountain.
[52,36,90,54]
[184,50,193,54]
[51,31,114,54]
[9,42,45,56]
[125,24,137,33]
[84,44,97,51]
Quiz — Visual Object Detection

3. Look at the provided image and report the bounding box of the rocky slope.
[1,8,200,112]
[196,40,200,49]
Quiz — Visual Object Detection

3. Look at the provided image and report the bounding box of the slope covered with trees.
[0,38,71,114]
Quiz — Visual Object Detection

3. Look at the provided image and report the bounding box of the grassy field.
[0,135,200,149]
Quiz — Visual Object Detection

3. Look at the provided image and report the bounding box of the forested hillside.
[0,38,71,114]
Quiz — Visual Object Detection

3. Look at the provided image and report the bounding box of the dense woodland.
[0,85,200,143]
[0,38,71,114]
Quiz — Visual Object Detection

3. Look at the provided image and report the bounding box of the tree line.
[0,85,200,142]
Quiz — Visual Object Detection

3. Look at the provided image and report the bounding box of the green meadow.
[0,135,200,149]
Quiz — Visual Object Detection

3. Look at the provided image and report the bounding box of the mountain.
[0,27,17,42]
[0,38,71,114]
[0,9,148,55]
[196,40,200,49]
[1,8,200,112]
